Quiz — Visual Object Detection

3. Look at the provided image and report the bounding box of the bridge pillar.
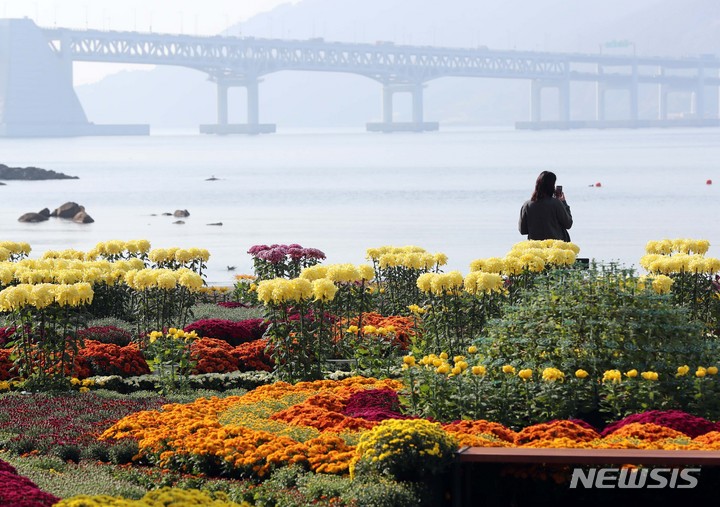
[630,62,639,121]
[382,86,394,123]
[217,81,229,126]
[559,79,571,122]
[692,67,706,118]
[367,82,438,133]
[717,69,720,119]
[201,76,275,135]
[596,66,605,121]
[530,80,542,122]
[658,86,668,120]
[657,67,667,120]
[412,82,424,123]
[247,79,260,126]
[529,79,570,124]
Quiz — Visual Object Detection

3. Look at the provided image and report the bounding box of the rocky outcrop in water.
[51,202,84,218]
[0,164,78,180]
[19,202,93,224]
[72,211,94,224]
[18,212,49,223]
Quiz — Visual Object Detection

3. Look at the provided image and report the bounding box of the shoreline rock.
[18,212,49,223]
[0,164,78,180]
[51,202,84,218]
[19,202,93,224]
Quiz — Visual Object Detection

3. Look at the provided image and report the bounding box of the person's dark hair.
[531,171,557,202]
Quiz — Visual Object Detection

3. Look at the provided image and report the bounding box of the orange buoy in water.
[594,182,602,187]
[707,179,713,185]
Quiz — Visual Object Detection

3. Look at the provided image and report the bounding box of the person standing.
[519,171,573,241]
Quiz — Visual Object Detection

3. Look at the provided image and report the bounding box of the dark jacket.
[519,197,573,241]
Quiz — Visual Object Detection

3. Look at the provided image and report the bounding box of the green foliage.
[479,265,711,381]
[83,442,111,462]
[339,331,400,379]
[131,286,199,338]
[232,278,260,307]
[143,330,197,393]
[223,465,419,507]
[86,317,136,336]
[402,357,596,428]
[6,304,88,391]
[88,371,271,395]
[402,264,720,427]
[87,283,134,321]
[265,300,335,383]
[415,286,506,356]
[109,440,139,465]
[6,435,39,454]
[190,303,264,322]
[665,271,720,336]
[54,443,82,463]
[328,474,420,507]
[3,455,148,500]
[369,262,432,317]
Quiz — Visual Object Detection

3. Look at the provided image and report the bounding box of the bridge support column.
[247,79,260,126]
[382,86,394,123]
[596,84,606,121]
[658,86,668,120]
[657,67,667,120]
[630,63,639,121]
[692,67,706,118]
[596,66,605,121]
[217,81,229,126]
[559,79,571,122]
[717,70,720,119]
[201,76,275,135]
[530,80,542,122]
[367,82,438,133]
[528,79,570,126]
[412,82,424,123]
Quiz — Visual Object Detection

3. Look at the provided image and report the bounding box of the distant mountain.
[76,0,720,128]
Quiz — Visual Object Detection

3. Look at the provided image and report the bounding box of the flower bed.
[100,378,720,482]
[79,340,151,377]
[184,318,268,346]
[0,459,59,507]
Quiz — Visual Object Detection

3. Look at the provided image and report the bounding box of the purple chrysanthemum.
[247,244,271,256]
[302,247,326,260]
[344,388,411,422]
[601,410,717,438]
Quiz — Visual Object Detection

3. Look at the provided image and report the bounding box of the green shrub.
[342,475,420,507]
[54,444,82,463]
[479,265,711,380]
[78,325,133,346]
[114,371,272,395]
[6,435,39,455]
[109,440,139,465]
[190,303,264,322]
[83,442,111,462]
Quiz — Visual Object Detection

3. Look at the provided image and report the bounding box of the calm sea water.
[0,126,718,285]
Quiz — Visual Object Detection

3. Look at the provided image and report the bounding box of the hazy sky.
[0,0,299,83]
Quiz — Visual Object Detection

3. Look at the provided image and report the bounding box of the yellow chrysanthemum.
[312,278,338,302]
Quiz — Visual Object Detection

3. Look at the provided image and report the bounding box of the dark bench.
[452,447,720,506]
[456,446,720,466]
